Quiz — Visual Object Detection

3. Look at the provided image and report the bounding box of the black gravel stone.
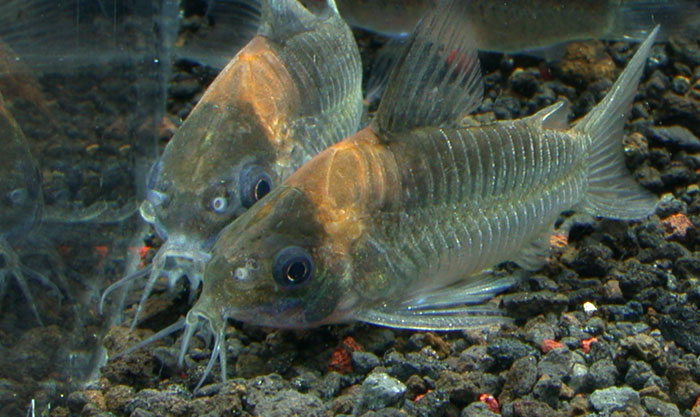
[532,375,562,409]
[501,291,568,317]
[605,301,644,321]
[253,389,326,417]
[402,388,450,417]
[562,243,613,277]
[352,351,381,375]
[500,355,537,402]
[537,349,574,382]
[510,69,540,97]
[625,360,657,390]
[435,370,481,406]
[384,352,420,381]
[487,338,538,372]
[647,125,700,152]
[588,358,618,389]
[461,401,501,417]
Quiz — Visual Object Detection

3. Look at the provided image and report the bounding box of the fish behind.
[337,0,697,48]
[181,0,658,384]
[100,0,363,327]
[0,91,59,325]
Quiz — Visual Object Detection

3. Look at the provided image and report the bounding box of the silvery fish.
[337,0,697,48]
[100,0,363,326]
[0,91,57,325]
[191,0,698,70]
[179,0,658,384]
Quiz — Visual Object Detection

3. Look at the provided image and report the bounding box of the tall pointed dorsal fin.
[374,0,483,134]
[258,0,334,41]
[527,101,571,131]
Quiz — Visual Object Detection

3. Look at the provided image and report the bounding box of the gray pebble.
[254,389,326,417]
[533,375,562,409]
[486,338,539,371]
[625,360,657,390]
[356,372,407,412]
[642,396,681,417]
[501,355,537,401]
[352,351,381,375]
[589,386,640,413]
[457,345,495,372]
[384,351,419,380]
[588,358,618,389]
[461,401,500,417]
[569,363,590,393]
[402,389,449,417]
[537,348,574,382]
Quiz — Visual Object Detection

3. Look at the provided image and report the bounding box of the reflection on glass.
[0,1,168,414]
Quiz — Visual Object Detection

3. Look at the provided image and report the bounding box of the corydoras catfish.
[182,0,658,384]
[100,0,363,327]
[337,0,697,47]
[0,91,56,325]
[197,0,698,61]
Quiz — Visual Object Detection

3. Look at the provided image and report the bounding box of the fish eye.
[239,164,273,209]
[272,246,314,288]
[211,196,228,213]
[7,188,27,205]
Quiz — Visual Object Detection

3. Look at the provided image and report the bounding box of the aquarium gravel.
[1,11,700,417]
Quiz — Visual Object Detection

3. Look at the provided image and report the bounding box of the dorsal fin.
[258,0,333,40]
[374,0,483,134]
[527,101,571,131]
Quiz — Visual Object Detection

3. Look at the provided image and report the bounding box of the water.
[0,1,169,414]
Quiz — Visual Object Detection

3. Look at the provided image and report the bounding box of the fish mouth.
[100,237,211,329]
[178,304,227,390]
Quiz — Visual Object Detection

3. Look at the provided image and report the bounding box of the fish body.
[337,0,698,49]
[196,0,698,63]
[179,0,658,384]
[0,93,41,241]
[101,0,363,325]
[0,91,56,325]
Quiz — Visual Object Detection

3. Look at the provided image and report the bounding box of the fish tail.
[573,26,659,220]
[610,0,700,40]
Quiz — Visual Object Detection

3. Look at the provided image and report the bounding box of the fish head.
[0,98,41,238]
[198,184,357,329]
[140,35,307,252]
[139,113,275,250]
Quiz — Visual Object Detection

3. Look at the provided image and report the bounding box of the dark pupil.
[254,179,271,200]
[286,261,307,282]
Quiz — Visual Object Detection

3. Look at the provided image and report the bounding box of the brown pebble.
[603,280,624,302]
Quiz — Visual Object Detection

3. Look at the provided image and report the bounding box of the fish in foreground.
[172,0,658,387]
[99,0,363,327]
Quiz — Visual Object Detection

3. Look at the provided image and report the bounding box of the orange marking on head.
[287,127,401,255]
[195,36,301,159]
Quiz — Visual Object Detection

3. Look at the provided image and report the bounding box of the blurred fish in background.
[336,0,700,47]
[0,0,174,415]
[180,0,700,67]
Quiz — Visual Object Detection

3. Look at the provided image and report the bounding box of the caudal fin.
[610,1,700,41]
[574,26,659,220]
